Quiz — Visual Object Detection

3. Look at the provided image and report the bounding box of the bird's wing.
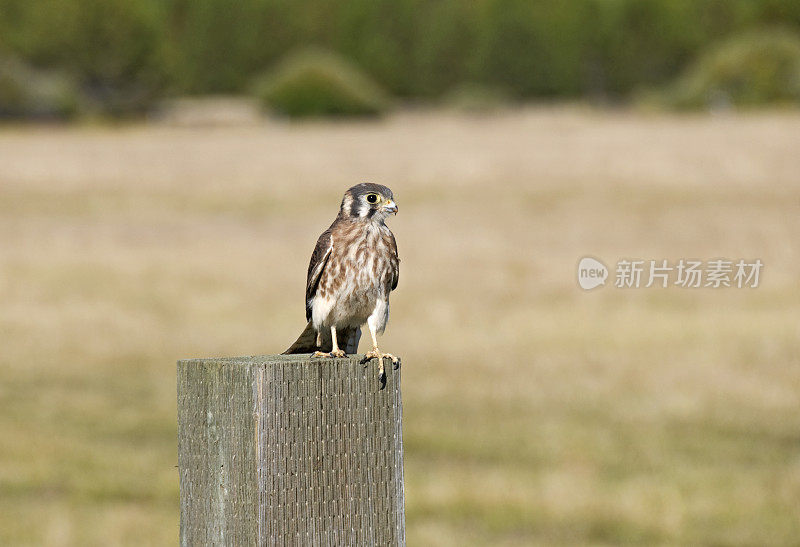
[388,230,399,291]
[305,228,333,321]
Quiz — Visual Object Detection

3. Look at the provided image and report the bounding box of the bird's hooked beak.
[382,199,398,215]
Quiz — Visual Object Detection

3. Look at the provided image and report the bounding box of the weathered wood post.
[177,354,405,545]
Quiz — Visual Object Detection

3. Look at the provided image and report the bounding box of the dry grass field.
[1,108,799,545]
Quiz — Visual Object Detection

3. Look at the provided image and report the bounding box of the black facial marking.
[349,198,360,218]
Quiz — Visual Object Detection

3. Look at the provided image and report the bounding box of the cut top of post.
[177,354,405,546]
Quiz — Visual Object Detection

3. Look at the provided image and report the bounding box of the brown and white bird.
[284,183,400,382]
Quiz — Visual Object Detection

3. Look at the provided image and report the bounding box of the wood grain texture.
[177,354,405,546]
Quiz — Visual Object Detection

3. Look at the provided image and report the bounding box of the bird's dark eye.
[366,194,378,204]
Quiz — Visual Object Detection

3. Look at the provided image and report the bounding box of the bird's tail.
[283,321,320,354]
[282,321,362,355]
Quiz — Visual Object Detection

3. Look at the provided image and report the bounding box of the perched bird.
[284,183,400,382]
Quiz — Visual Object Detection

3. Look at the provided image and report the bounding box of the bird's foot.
[312,349,346,358]
[362,350,400,366]
[361,350,401,389]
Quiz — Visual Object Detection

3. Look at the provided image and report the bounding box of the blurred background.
[1,0,799,545]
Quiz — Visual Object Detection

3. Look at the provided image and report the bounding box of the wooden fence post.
[177,354,405,545]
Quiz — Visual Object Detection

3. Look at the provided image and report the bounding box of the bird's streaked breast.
[312,221,396,329]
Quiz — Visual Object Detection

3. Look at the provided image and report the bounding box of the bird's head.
[340,183,398,223]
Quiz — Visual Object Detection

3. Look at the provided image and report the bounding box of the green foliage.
[253,49,390,118]
[471,0,585,98]
[167,0,291,93]
[658,28,800,109]
[0,0,169,116]
[1,0,800,118]
[0,56,78,119]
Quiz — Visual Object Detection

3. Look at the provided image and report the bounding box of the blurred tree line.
[1,0,799,116]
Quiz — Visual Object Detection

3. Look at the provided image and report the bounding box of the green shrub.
[253,49,391,118]
[657,28,800,109]
[1,0,170,117]
[4,0,800,112]
[0,56,78,119]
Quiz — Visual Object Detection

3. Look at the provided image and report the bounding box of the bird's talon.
[312,351,329,358]
[379,369,386,390]
[362,349,399,385]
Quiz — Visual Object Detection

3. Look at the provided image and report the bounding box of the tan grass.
[0,108,799,545]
